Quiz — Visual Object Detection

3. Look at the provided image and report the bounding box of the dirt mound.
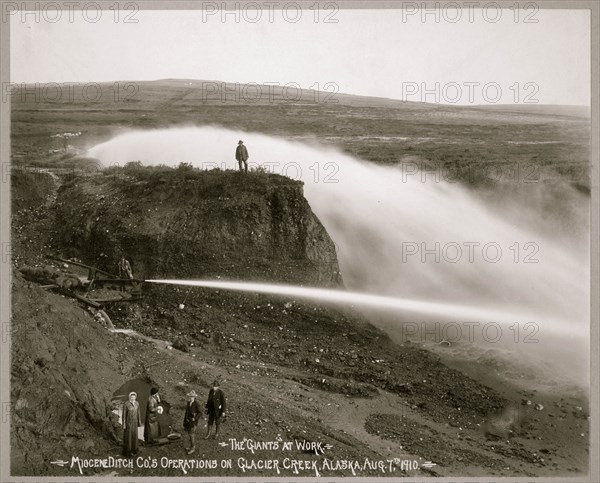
[10,273,157,475]
[53,164,341,286]
[11,169,56,212]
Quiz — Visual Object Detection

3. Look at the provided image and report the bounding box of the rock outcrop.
[54,165,341,286]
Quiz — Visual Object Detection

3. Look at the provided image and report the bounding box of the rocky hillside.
[11,273,143,475]
[11,165,589,477]
[53,163,341,286]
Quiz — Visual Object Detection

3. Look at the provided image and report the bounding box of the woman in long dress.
[144,388,160,444]
[122,392,142,457]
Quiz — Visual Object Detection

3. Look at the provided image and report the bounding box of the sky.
[10,5,591,105]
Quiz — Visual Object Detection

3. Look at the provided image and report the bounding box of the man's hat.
[212,380,219,387]
[187,390,197,397]
[238,140,243,144]
[151,387,159,395]
[128,391,137,398]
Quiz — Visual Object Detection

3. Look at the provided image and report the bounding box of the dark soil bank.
[10,165,589,477]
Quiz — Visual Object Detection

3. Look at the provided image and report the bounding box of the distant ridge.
[471,104,590,119]
[14,78,590,118]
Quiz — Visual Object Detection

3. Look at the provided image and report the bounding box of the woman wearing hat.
[144,387,160,445]
[122,392,142,457]
[183,390,203,455]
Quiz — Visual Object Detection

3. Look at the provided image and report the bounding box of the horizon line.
[8,78,591,109]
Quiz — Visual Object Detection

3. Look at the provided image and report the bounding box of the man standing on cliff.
[235,140,249,173]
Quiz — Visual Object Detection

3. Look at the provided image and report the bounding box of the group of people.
[183,380,227,454]
[121,381,226,457]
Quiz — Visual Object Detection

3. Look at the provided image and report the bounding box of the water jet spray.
[145,279,579,339]
[90,126,590,382]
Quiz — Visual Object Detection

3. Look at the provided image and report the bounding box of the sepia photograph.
[1,0,598,480]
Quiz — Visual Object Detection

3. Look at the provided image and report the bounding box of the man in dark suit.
[235,140,249,173]
[205,380,226,439]
[183,390,203,454]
